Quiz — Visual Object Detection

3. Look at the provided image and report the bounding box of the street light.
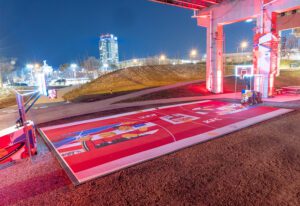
[240,41,248,60]
[237,41,249,63]
[190,49,197,58]
[26,64,35,85]
[239,41,251,90]
[240,41,248,50]
[190,49,198,63]
[34,63,40,69]
[159,54,166,65]
[70,63,78,78]
[26,64,34,69]
[70,63,78,70]
[159,54,166,61]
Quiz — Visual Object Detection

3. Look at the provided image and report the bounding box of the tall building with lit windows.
[99,34,119,71]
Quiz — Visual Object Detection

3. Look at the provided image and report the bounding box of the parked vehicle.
[49,78,90,86]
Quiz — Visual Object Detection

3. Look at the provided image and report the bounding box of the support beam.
[174,0,206,8]
[196,0,300,25]
[150,0,221,10]
[212,25,224,93]
[254,10,279,98]
[277,10,300,31]
[205,12,224,93]
[201,0,219,4]
[150,0,205,10]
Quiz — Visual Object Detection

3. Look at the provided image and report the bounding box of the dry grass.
[1,66,297,107]
[276,69,300,88]
[63,63,299,102]
[0,88,15,109]
[63,64,206,101]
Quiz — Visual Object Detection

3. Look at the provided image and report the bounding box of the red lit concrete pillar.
[254,10,279,98]
[206,14,224,94]
[206,18,212,92]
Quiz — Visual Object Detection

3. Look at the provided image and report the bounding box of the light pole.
[26,64,35,85]
[235,41,249,95]
[190,49,198,63]
[159,54,166,65]
[71,63,78,78]
[133,58,138,66]
[240,41,248,64]
[240,41,251,90]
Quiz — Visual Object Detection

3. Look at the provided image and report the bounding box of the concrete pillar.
[254,9,279,98]
[206,13,224,94]
[206,18,212,92]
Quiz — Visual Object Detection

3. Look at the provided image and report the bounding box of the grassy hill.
[63,63,300,102]
[275,69,300,87]
[0,88,15,109]
[0,63,234,105]
[63,64,206,101]
[1,65,298,108]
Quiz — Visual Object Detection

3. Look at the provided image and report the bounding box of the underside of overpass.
[151,0,300,98]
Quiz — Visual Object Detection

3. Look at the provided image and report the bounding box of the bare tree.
[286,35,298,50]
[81,57,100,71]
[58,63,70,72]
[0,58,16,87]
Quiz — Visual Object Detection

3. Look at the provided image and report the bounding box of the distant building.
[224,52,253,64]
[119,57,200,69]
[201,52,252,64]
[99,34,119,72]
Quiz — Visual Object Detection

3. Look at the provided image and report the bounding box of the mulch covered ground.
[0,107,299,206]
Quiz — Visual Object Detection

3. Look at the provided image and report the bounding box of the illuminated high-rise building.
[99,34,119,71]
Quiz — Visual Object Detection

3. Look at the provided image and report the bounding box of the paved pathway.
[0,80,203,129]
[0,79,299,130]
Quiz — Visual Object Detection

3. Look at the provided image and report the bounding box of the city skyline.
[0,0,255,67]
[99,34,119,71]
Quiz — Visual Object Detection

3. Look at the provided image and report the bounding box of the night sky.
[0,0,255,67]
